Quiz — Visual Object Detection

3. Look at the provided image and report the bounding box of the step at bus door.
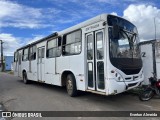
[86,29,105,92]
[37,47,45,81]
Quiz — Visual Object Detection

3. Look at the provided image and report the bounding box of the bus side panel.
[17,50,22,78]
[21,61,29,77]
[13,61,18,77]
[56,56,70,85]
[27,60,37,81]
[69,55,85,91]
[45,58,61,86]
[56,54,85,91]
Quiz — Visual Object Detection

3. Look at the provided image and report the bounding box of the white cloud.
[0,0,51,29]
[1,1,160,55]
[123,4,160,40]
[0,33,46,56]
[27,35,44,44]
[110,12,118,16]
[0,33,23,56]
[0,0,84,29]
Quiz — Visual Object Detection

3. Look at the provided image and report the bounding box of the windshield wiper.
[120,29,137,44]
[120,29,137,60]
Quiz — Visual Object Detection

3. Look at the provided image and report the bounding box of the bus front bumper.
[106,77,144,95]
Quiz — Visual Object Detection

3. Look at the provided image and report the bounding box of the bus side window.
[33,46,36,60]
[57,37,61,56]
[87,34,93,60]
[14,52,17,62]
[96,32,103,59]
[29,46,36,60]
[22,48,29,61]
[47,37,61,58]
[62,30,82,55]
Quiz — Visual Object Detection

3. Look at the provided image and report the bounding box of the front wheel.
[66,74,78,97]
[139,89,155,101]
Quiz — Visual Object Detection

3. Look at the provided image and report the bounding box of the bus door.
[37,47,45,81]
[18,52,21,76]
[14,52,18,76]
[86,29,105,92]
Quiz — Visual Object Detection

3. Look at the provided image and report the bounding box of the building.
[5,56,13,71]
[0,56,13,71]
[139,39,160,85]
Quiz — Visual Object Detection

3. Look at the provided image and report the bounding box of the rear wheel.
[139,89,155,101]
[23,72,29,84]
[66,74,78,97]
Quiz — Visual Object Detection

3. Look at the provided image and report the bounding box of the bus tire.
[23,72,29,84]
[66,74,78,97]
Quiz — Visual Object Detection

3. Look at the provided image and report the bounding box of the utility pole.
[154,17,157,40]
[0,40,4,71]
[153,17,158,78]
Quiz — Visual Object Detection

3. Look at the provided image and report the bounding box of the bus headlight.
[140,73,143,78]
[114,72,124,82]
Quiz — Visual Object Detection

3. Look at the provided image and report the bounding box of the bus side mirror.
[112,25,120,39]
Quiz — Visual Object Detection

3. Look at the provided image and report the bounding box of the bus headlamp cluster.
[140,73,143,78]
[140,71,143,78]
[114,71,124,82]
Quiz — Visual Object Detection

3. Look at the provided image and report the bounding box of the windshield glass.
[107,15,142,75]
[109,28,140,59]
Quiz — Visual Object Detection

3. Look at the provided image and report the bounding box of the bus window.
[29,46,36,60]
[57,37,61,56]
[38,48,41,58]
[29,45,36,60]
[14,52,18,62]
[47,37,61,58]
[97,62,104,89]
[22,48,29,61]
[87,34,93,60]
[88,62,94,88]
[42,48,45,58]
[96,32,103,59]
[63,30,81,55]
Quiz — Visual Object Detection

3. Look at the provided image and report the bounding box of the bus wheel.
[23,72,29,84]
[66,74,78,97]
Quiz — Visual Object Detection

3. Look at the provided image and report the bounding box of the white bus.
[13,14,144,96]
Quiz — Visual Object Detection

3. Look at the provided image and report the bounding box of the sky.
[0,0,160,55]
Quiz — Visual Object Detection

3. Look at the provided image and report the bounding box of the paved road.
[0,72,160,120]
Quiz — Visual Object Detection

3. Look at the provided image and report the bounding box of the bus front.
[107,15,144,95]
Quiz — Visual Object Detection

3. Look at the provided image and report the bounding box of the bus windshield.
[108,15,142,75]
[110,28,140,59]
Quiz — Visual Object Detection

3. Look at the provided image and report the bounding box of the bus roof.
[17,32,58,51]
[58,13,107,35]
[16,13,126,51]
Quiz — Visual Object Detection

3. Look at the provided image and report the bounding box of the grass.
[3,70,14,75]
